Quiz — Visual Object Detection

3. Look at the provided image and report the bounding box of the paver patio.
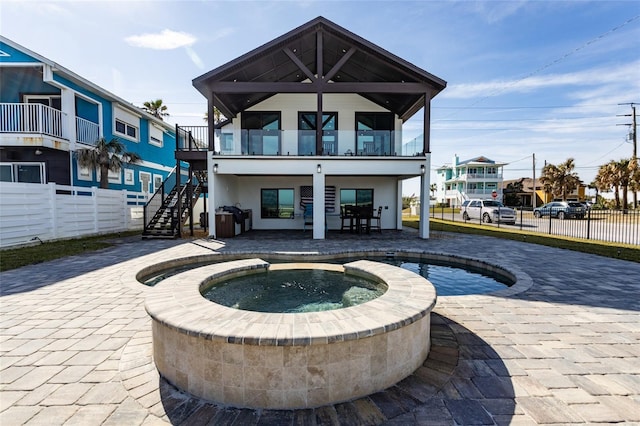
[1,229,638,425]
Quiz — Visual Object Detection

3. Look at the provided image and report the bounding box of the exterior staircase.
[142,168,206,238]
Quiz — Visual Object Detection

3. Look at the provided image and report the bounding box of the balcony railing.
[0,103,67,139]
[76,116,100,145]
[176,126,426,157]
[1,103,101,145]
[466,173,502,179]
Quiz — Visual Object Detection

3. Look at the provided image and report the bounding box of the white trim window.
[113,106,139,142]
[77,162,93,181]
[124,169,134,185]
[139,171,151,193]
[100,168,122,184]
[153,174,163,193]
[0,162,46,183]
[149,123,164,147]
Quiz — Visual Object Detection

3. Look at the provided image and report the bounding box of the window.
[340,189,373,208]
[0,164,11,182]
[115,119,137,139]
[0,163,46,183]
[241,112,280,155]
[78,163,92,181]
[356,112,394,155]
[102,168,121,184]
[114,106,140,141]
[149,124,163,147]
[139,171,151,193]
[24,95,61,110]
[298,112,338,155]
[261,188,294,219]
[153,174,163,193]
[124,169,134,185]
[149,123,163,146]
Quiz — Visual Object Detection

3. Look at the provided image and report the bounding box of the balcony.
[176,126,426,157]
[0,103,99,146]
[459,172,503,180]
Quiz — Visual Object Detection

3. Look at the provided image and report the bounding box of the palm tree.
[204,106,224,124]
[615,159,633,210]
[595,158,640,210]
[143,99,169,121]
[402,193,416,210]
[596,161,619,208]
[539,158,581,201]
[630,157,640,209]
[76,138,141,189]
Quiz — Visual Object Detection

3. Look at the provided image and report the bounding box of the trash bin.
[200,212,208,228]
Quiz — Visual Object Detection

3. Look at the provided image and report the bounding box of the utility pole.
[618,103,638,208]
[532,153,536,209]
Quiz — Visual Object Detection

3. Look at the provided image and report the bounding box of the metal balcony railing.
[176,125,426,157]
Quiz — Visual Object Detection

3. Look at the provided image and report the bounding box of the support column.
[423,90,432,154]
[418,156,431,239]
[396,179,403,230]
[207,96,216,238]
[313,167,325,240]
[207,152,216,239]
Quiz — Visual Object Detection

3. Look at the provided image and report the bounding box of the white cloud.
[442,61,640,99]
[125,29,196,50]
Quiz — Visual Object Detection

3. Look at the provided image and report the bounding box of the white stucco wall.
[210,175,399,231]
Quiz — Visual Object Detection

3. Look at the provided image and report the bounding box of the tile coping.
[144,258,438,346]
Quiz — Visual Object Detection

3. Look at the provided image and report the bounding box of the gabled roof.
[193,16,446,121]
[459,156,496,165]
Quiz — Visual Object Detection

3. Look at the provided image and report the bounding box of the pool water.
[378,259,509,296]
[142,256,511,297]
[202,269,385,313]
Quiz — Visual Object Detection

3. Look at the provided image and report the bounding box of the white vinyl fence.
[0,182,148,248]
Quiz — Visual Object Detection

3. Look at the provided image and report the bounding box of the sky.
[2,0,639,196]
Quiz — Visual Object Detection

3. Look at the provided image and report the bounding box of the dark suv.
[533,201,585,219]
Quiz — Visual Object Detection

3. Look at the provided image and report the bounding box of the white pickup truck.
[460,199,516,225]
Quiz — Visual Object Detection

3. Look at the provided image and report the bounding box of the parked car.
[533,201,585,219]
[460,199,517,224]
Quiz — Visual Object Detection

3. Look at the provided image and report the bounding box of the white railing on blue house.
[1,103,101,145]
[76,116,100,145]
[0,103,67,139]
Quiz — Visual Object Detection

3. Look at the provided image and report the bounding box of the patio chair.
[370,206,382,233]
[340,205,353,233]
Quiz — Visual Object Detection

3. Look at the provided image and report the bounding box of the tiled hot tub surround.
[145,259,437,409]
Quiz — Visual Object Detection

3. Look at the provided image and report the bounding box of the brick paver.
[1,230,638,424]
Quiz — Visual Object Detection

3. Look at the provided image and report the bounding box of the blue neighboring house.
[0,36,176,194]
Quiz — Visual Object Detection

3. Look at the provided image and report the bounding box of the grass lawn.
[403,216,640,263]
[0,231,141,272]
[1,221,638,272]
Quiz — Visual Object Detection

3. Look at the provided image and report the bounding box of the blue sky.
[2,0,639,194]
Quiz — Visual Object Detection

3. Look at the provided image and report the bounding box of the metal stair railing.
[143,168,206,237]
